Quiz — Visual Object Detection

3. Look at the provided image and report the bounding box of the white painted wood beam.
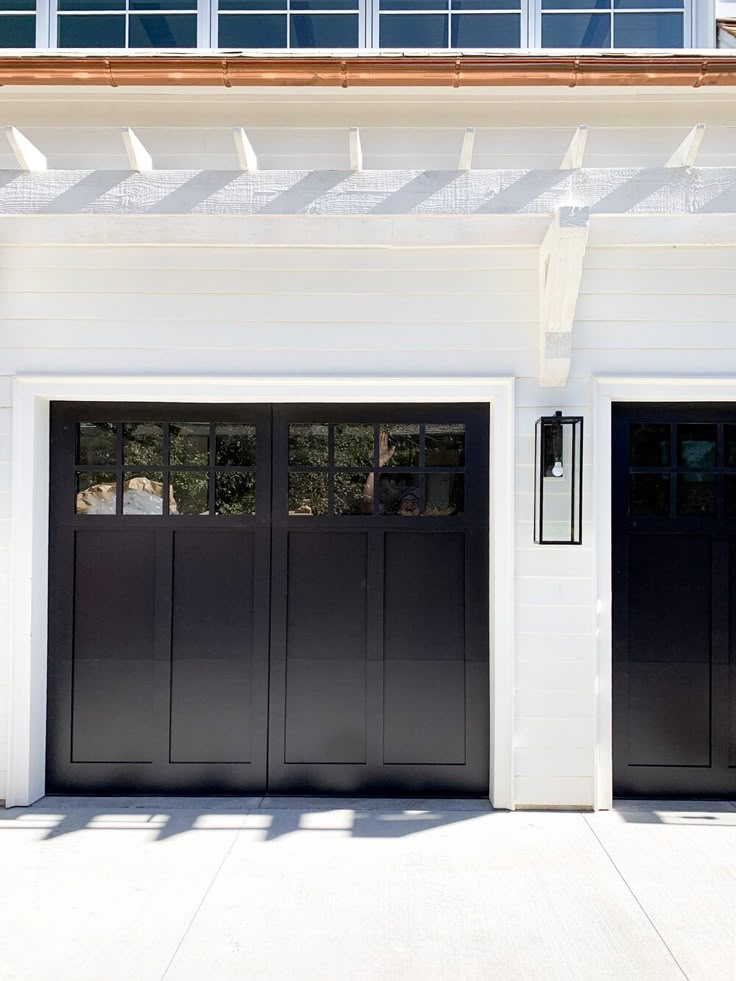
[665,124,706,168]
[121,127,153,172]
[349,127,363,172]
[560,125,588,170]
[3,126,46,171]
[459,127,475,171]
[233,127,258,172]
[538,207,590,388]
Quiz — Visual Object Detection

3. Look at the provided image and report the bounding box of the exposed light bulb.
[551,459,564,478]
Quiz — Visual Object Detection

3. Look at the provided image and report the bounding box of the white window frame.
[529,0,695,49]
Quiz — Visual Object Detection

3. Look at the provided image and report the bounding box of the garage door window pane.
[426,473,464,516]
[216,472,256,515]
[629,473,669,517]
[216,424,256,467]
[289,424,328,467]
[629,423,670,467]
[380,475,423,516]
[426,423,465,467]
[381,425,420,467]
[171,471,209,515]
[170,423,209,466]
[677,474,716,517]
[677,425,717,470]
[335,424,374,468]
[78,422,117,465]
[289,472,328,516]
[122,472,166,515]
[123,422,163,466]
[334,472,372,515]
[76,472,117,514]
[726,426,736,468]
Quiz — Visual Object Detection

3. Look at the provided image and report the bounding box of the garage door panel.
[74,529,156,661]
[628,534,711,665]
[627,662,711,767]
[72,659,154,763]
[383,660,466,765]
[384,532,465,661]
[170,530,255,764]
[285,659,367,764]
[286,531,367,661]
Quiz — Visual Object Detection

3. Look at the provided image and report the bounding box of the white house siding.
[1,85,736,807]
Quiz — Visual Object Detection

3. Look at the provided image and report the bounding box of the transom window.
[287,422,466,516]
[75,420,257,516]
[628,421,736,519]
[1,0,694,47]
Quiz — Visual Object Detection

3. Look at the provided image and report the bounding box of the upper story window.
[0,0,695,48]
[540,1,686,49]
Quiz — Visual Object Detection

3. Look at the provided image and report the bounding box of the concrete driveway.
[0,797,733,981]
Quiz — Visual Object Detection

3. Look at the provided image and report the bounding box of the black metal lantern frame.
[534,411,583,545]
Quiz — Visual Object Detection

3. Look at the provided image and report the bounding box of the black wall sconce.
[534,411,583,545]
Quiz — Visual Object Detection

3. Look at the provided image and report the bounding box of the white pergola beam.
[459,127,475,171]
[121,127,153,172]
[665,124,706,168]
[233,127,258,172]
[538,206,590,388]
[3,126,46,171]
[560,125,588,170]
[349,127,363,172]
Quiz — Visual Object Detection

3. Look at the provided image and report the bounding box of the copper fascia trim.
[0,53,735,87]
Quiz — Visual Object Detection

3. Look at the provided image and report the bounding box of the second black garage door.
[48,402,489,796]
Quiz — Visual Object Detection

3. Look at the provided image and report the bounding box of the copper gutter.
[0,53,734,87]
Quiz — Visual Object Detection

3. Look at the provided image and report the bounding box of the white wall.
[1,85,736,806]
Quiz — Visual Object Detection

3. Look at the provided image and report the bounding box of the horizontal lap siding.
[2,238,735,807]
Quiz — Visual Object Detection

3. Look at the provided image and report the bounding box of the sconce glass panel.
[534,412,583,545]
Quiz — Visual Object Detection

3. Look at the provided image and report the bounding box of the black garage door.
[47,402,489,796]
[613,403,736,798]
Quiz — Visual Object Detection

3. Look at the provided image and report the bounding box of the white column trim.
[6,373,515,810]
[592,374,736,812]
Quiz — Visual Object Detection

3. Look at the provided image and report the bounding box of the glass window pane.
[379,474,422,516]
[426,473,464,515]
[288,472,328,515]
[289,424,328,466]
[541,12,611,46]
[614,0,682,9]
[0,13,36,44]
[451,12,520,46]
[219,0,285,7]
[290,12,359,46]
[171,471,209,515]
[677,424,716,470]
[725,425,736,468]
[426,423,465,467]
[216,424,256,467]
[629,473,669,516]
[78,421,117,465]
[629,423,670,467]
[215,472,256,515]
[379,13,449,47]
[218,13,287,46]
[58,0,124,8]
[76,471,117,514]
[170,423,209,466]
[123,422,163,466]
[58,14,126,45]
[543,0,609,8]
[614,12,683,48]
[0,0,35,10]
[677,474,716,517]
[334,472,372,515]
[122,472,166,515]
[451,0,520,8]
[292,0,357,9]
[130,0,196,8]
[380,424,420,467]
[128,12,197,45]
[381,0,447,9]
[335,424,374,467]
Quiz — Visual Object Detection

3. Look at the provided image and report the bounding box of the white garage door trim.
[7,373,516,809]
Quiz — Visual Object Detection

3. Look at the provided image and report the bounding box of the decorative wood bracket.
[3,126,46,171]
[233,127,258,171]
[121,127,153,171]
[538,206,590,388]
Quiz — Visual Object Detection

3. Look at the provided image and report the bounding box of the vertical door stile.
[152,527,174,771]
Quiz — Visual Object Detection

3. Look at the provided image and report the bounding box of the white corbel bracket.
[538,206,590,388]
